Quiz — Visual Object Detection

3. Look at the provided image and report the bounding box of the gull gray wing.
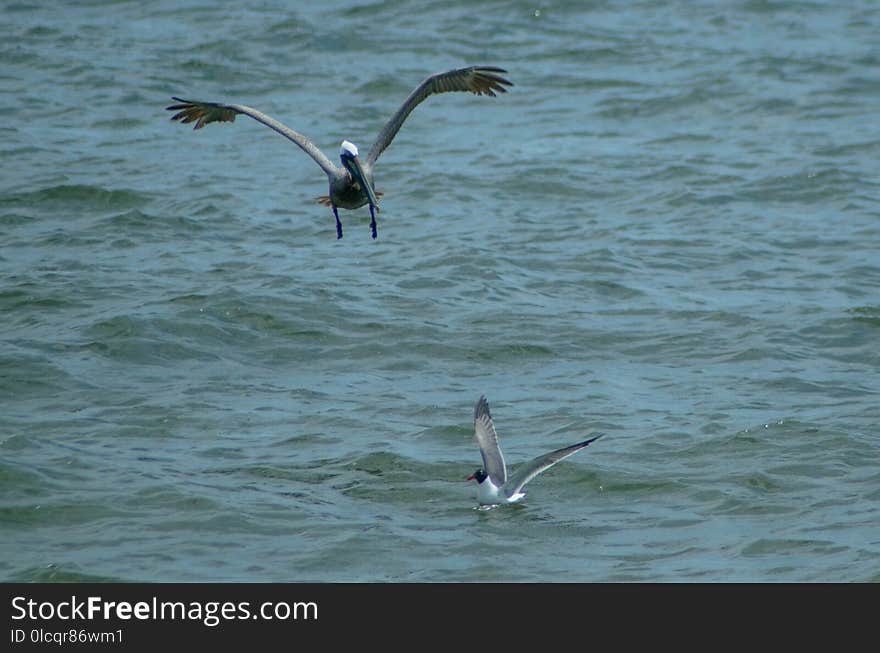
[166,97,338,177]
[474,395,507,487]
[366,66,513,166]
[503,434,604,498]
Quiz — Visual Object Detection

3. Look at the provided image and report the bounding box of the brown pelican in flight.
[167,66,512,239]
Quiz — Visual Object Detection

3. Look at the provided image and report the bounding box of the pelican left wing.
[366,65,513,166]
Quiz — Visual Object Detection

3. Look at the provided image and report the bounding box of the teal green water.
[2,1,879,581]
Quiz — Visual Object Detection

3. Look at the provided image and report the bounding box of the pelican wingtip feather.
[166,97,238,130]
[465,66,514,97]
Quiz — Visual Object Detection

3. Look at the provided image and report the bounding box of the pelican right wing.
[167,97,338,176]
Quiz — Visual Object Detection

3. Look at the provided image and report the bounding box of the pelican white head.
[340,140,359,159]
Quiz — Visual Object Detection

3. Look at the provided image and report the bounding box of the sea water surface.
[1,0,879,582]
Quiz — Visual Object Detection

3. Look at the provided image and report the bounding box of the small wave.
[4,184,148,211]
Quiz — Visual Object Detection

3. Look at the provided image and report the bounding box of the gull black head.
[466,469,487,483]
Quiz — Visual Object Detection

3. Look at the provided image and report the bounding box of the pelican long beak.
[346,155,380,211]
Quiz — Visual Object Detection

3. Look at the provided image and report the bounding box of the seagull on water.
[468,395,604,506]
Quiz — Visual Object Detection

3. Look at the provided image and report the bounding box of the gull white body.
[475,476,525,506]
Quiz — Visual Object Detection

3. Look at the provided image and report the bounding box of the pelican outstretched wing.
[166,97,338,176]
[366,66,513,166]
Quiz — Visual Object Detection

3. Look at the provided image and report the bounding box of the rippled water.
[2,0,879,582]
